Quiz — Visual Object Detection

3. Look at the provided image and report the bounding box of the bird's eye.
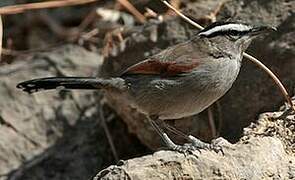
[225,30,243,41]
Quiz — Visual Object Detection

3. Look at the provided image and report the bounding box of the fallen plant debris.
[0,0,98,15]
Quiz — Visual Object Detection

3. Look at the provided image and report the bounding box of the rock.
[95,101,295,179]
[0,45,109,180]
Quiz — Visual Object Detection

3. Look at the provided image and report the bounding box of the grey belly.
[126,60,241,120]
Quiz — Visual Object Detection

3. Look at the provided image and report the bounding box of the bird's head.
[197,21,276,54]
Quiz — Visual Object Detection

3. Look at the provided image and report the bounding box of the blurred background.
[0,0,294,179]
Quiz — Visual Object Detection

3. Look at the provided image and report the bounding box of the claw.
[209,143,224,155]
[272,107,295,120]
[172,144,195,156]
[150,118,224,156]
[163,133,223,156]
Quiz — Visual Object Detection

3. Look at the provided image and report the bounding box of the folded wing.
[121,42,202,77]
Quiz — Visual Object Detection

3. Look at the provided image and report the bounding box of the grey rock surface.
[96,138,294,179]
[0,45,111,180]
[95,103,295,179]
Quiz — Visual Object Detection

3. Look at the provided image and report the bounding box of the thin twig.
[160,0,203,30]
[243,53,295,112]
[0,16,2,61]
[0,116,41,147]
[78,8,98,31]
[144,8,158,18]
[99,105,119,162]
[204,0,228,23]
[166,0,180,15]
[81,29,99,40]
[38,11,77,39]
[216,101,223,137]
[207,106,217,138]
[0,0,98,15]
[37,11,84,42]
[117,0,146,24]
[160,0,295,112]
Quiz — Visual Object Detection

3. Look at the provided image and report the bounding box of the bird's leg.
[147,116,194,154]
[148,116,223,154]
[162,120,223,154]
[147,116,183,149]
[154,119,190,140]
[187,135,223,154]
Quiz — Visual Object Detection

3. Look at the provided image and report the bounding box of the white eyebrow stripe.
[199,24,252,36]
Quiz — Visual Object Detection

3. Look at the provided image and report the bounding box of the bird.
[17,21,276,153]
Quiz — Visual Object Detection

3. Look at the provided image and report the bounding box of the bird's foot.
[188,135,224,154]
[163,133,223,156]
[272,105,295,121]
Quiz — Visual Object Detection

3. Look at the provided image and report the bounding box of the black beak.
[249,26,277,36]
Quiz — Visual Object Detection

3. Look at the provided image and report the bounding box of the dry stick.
[243,54,294,111]
[117,0,146,24]
[207,106,217,138]
[78,8,98,31]
[161,0,203,30]
[0,16,2,61]
[39,11,74,39]
[160,0,295,112]
[0,116,41,147]
[99,105,119,162]
[216,101,223,137]
[166,0,180,15]
[0,0,97,15]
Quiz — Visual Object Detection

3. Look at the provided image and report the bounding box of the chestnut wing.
[121,57,200,76]
[121,41,204,77]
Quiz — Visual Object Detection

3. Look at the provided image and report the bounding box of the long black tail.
[16,77,126,94]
